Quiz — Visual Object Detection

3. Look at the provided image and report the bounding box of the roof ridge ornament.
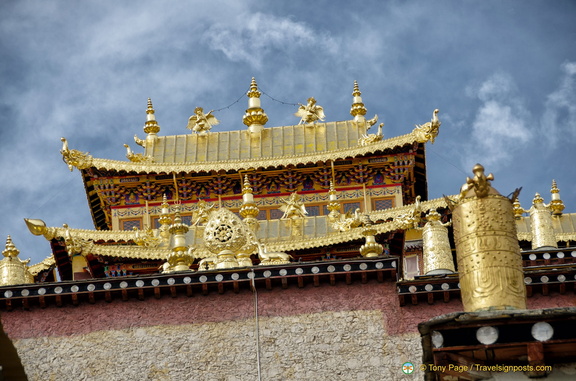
[187,107,219,135]
[123,144,154,163]
[413,109,441,143]
[295,97,326,125]
[60,137,93,172]
[243,77,268,133]
[359,123,384,146]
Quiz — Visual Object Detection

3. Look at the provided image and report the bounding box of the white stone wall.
[13,310,423,381]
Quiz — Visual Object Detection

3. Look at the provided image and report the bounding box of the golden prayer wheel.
[422,211,455,275]
[452,164,526,312]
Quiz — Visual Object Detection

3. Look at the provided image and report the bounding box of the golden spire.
[549,179,565,216]
[2,235,19,258]
[240,175,260,232]
[452,164,526,312]
[243,77,268,133]
[1,236,34,286]
[144,98,160,134]
[350,80,367,123]
[137,98,161,149]
[158,194,172,240]
[327,180,341,222]
[512,199,524,219]
[164,205,194,273]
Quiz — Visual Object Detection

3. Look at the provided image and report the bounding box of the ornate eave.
[35,197,576,264]
[29,197,451,264]
[27,256,56,276]
[69,126,432,174]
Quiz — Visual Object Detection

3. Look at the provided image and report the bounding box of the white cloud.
[202,12,338,69]
[464,73,532,169]
[540,61,576,146]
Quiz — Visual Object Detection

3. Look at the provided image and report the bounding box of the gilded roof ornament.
[123,144,154,163]
[1,236,34,286]
[359,220,384,258]
[203,208,249,269]
[327,181,341,222]
[158,194,173,240]
[295,97,326,125]
[358,123,384,146]
[256,241,292,265]
[164,205,194,272]
[2,235,21,259]
[458,164,496,199]
[186,107,219,135]
[549,179,565,216]
[192,199,215,226]
[413,109,441,143]
[395,195,423,229]
[280,192,308,220]
[512,199,524,219]
[243,77,268,133]
[60,137,93,172]
[331,207,363,232]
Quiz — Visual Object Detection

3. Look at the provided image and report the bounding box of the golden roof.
[63,121,436,174]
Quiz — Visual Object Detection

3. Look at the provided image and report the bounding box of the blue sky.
[1,1,575,265]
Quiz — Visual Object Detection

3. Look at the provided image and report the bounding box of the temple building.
[0,79,575,380]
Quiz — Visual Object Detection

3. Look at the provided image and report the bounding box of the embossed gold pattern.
[526,193,558,250]
[452,165,526,312]
[421,210,454,275]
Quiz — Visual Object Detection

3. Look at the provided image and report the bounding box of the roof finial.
[549,179,565,216]
[138,98,161,148]
[243,77,268,133]
[350,80,367,123]
[2,235,19,258]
